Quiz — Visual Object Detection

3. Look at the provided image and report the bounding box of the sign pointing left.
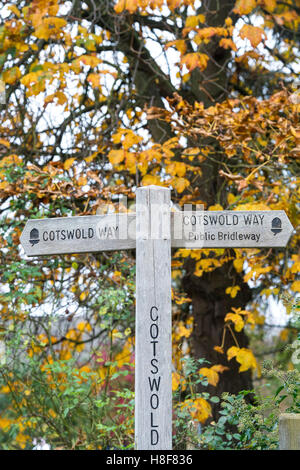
[20,214,136,256]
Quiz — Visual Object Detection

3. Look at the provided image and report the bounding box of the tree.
[0,0,299,446]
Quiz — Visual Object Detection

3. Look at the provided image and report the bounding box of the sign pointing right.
[172,210,294,249]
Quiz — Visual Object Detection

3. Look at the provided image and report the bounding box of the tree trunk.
[182,260,254,420]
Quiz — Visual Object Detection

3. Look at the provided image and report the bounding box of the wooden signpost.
[20,185,294,450]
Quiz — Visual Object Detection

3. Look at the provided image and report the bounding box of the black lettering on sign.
[150,340,158,356]
[148,376,161,392]
[150,412,158,428]
[151,430,159,446]
[150,323,159,339]
[150,394,159,410]
[150,306,158,321]
[40,228,95,243]
[149,305,160,446]
[150,358,158,374]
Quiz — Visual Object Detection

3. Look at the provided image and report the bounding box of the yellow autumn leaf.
[173,177,189,193]
[175,296,191,305]
[175,162,187,177]
[79,55,102,68]
[177,321,192,338]
[208,204,223,211]
[172,371,181,391]
[199,367,219,386]
[189,397,212,423]
[87,73,101,88]
[167,0,181,10]
[227,346,257,372]
[181,53,209,72]
[125,153,137,174]
[8,4,21,16]
[233,258,244,273]
[123,130,142,149]
[0,139,10,148]
[85,152,98,163]
[227,345,239,361]
[141,174,161,186]
[225,313,244,332]
[184,14,206,30]
[219,38,237,52]
[108,149,126,165]
[79,291,87,301]
[225,285,241,298]
[77,321,92,332]
[234,0,257,15]
[114,0,138,14]
[34,17,67,40]
[258,0,276,12]
[165,40,187,55]
[3,67,21,85]
[212,364,229,373]
[291,281,300,292]
[236,348,257,372]
[239,24,267,48]
[64,158,76,170]
[20,71,41,87]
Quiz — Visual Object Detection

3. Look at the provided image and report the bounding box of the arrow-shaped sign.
[20,210,294,256]
[20,214,136,256]
[172,210,294,249]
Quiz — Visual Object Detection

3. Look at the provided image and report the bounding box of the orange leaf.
[114,0,138,14]
[239,25,267,48]
[167,0,181,10]
[219,38,237,52]
[181,53,209,72]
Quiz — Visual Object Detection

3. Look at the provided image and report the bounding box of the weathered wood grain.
[21,210,294,256]
[279,413,300,450]
[172,210,294,248]
[20,214,136,256]
[135,185,172,450]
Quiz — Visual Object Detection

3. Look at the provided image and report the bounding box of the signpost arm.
[135,186,172,450]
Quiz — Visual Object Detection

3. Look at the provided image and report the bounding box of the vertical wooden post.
[279,413,300,450]
[135,185,172,450]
